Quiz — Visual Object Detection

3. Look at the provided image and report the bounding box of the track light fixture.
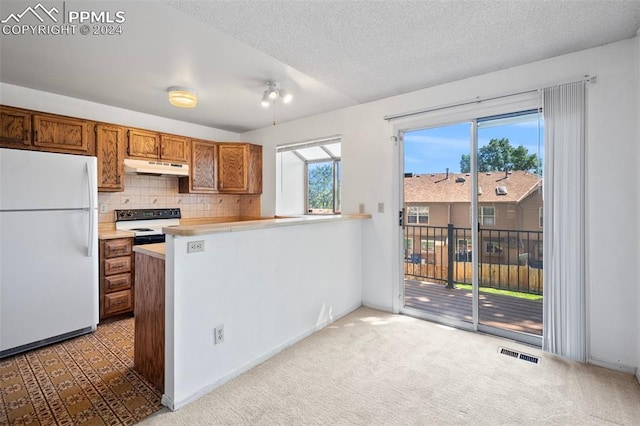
[261,81,292,107]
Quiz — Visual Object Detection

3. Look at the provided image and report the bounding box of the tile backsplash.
[97,173,261,223]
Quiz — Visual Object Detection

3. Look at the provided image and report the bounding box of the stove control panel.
[115,208,181,221]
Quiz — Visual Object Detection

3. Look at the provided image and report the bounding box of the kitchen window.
[276,136,341,215]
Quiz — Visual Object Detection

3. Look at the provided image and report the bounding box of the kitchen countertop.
[98,229,135,240]
[133,243,165,260]
[163,214,371,237]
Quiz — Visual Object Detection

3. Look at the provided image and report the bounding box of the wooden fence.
[404,261,543,294]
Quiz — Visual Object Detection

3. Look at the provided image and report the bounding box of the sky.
[404,114,544,175]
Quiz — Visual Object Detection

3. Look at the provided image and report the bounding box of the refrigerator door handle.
[86,161,96,257]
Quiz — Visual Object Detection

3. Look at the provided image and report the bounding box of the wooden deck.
[404,280,542,335]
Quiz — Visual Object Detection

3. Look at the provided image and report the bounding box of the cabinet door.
[96,124,125,192]
[247,144,263,194]
[127,128,159,159]
[218,144,248,193]
[0,106,31,147]
[33,114,91,154]
[160,134,189,163]
[180,140,217,193]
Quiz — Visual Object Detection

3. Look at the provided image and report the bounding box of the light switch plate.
[378,202,384,213]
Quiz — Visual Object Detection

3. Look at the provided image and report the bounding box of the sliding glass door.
[401,110,544,345]
[402,122,473,326]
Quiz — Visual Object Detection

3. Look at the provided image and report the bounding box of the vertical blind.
[542,81,587,361]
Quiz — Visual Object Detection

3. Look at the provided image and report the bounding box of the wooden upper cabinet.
[247,144,263,195]
[127,130,189,164]
[218,143,262,194]
[179,140,217,193]
[32,113,92,154]
[127,128,159,160]
[160,134,189,163]
[0,106,31,147]
[96,124,125,192]
[218,144,248,193]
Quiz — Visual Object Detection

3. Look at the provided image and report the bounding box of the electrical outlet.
[378,202,384,213]
[187,240,205,253]
[359,203,365,214]
[214,324,224,344]
[204,203,210,211]
[99,203,108,214]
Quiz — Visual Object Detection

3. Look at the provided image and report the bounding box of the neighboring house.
[403,170,543,266]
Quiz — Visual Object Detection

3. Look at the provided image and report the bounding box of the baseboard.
[161,394,174,411]
[361,301,394,313]
[171,302,362,411]
[588,356,637,374]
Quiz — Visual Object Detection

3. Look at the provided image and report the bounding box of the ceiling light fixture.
[167,86,198,108]
[261,81,292,108]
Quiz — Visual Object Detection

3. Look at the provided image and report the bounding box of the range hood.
[124,158,189,176]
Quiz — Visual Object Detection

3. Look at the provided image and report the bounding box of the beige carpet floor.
[140,307,640,425]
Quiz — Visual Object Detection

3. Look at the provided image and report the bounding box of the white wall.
[243,38,640,371]
[275,151,305,215]
[0,83,240,142]
[636,30,640,383]
[164,219,364,409]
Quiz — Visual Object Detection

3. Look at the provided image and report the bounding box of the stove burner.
[130,227,155,232]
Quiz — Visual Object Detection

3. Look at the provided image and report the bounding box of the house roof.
[404,171,542,204]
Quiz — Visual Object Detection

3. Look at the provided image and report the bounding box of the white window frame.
[407,206,429,224]
[484,238,504,254]
[404,238,414,260]
[276,136,341,215]
[479,206,495,226]
[305,159,341,214]
[539,206,543,228]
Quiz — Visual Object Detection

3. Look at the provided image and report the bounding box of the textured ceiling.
[168,0,640,103]
[0,1,639,133]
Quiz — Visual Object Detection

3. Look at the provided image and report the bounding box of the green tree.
[459,138,539,173]
[308,163,334,210]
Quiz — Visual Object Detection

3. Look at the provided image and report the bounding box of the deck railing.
[404,224,543,295]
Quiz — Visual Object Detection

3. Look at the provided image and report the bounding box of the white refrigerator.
[0,148,98,357]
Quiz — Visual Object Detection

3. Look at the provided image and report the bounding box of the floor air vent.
[498,347,540,364]
[500,348,519,358]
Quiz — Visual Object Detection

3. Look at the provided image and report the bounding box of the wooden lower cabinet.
[134,251,165,391]
[99,238,134,320]
[103,290,133,315]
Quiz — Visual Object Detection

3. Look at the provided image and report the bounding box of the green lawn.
[454,283,543,301]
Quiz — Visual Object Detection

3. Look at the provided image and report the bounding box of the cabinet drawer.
[103,238,132,258]
[104,257,131,275]
[104,273,132,293]
[104,290,132,315]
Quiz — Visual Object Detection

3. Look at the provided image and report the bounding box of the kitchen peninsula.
[133,214,369,409]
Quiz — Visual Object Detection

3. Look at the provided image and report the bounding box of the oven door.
[134,234,166,245]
